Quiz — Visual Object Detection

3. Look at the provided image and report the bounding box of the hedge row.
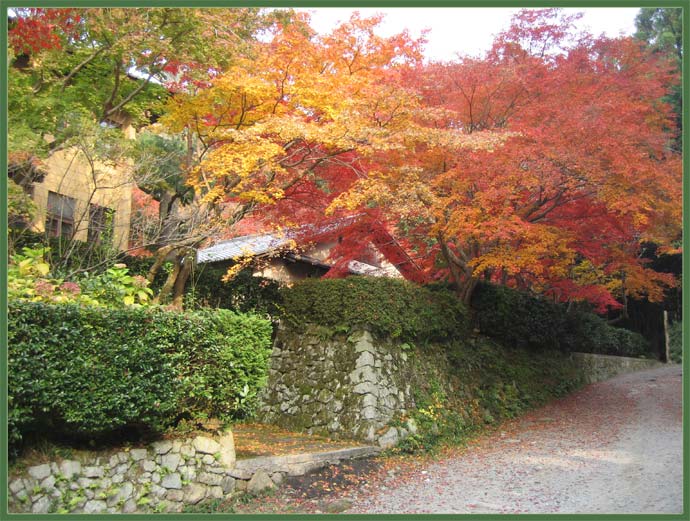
[280,277,469,342]
[8,301,272,448]
[471,282,650,357]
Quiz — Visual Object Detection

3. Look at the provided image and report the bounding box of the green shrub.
[165,308,273,420]
[471,282,651,357]
[185,265,282,316]
[8,246,153,307]
[668,320,682,363]
[8,302,177,446]
[471,282,567,350]
[396,337,585,454]
[8,301,272,450]
[280,277,469,342]
[562,311,650,357]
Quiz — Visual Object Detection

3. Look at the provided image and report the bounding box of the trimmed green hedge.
[185,266,282,315]
[280,277,469,342]
[8,301,272,449]
[471,282,566,350]
[471,282,651,357]
[668,320,682,363]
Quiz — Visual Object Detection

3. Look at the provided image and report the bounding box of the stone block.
[83,500,107,513]
[202,454,215,465]
[221,476,236,494]
[9,479,25,495]
[32,496,52,514]
[141,459,156,472]
[378,427,400,449]
[146,484,164,499]
[352,381,379,395]
[208,486,224,499]
[130,448,148,461]
[161,453,182,472]
[180,444,195,458]
[106,482,134,507]
[183,483,207,504]
[152,440,173,455]
[40,475,56,492]
[217,429,235,468]
[356,351,375,368]
[83,466,104,478]
[193,436,221,455]
[116,452,129,464]
[166,489,184,502]
[247,470,274,494]
[198,472,223,486]
[27,464,51,481]
[161,473,182,490]
[362,405,378,420]
[122,499,137,513]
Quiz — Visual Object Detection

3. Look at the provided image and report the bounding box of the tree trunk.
[663,310,671,363]
[171,249,195,309]
[458,276,479,306]
[147,243,178,284]
[153,256,181,305]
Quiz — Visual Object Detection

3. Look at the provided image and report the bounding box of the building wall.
[30,147,134,251]
[253,242,402,284]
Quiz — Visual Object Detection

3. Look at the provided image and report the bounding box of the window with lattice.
[88,203,115,245]
[46,191,76,238]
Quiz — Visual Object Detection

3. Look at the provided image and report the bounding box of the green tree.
[635,7,683,150]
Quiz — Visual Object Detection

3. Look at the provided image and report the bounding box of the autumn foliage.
[10,8,681,311]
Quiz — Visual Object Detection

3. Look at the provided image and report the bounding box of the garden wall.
[259,326,418,446]
[9,432,236,514]
[260,325,663,448]
[259,324,586,448]
[571,352,664,383]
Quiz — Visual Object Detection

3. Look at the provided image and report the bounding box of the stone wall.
[571,352,664,384]
[259,326,421,447]
[9,431,244,514]
[259,326,668,448]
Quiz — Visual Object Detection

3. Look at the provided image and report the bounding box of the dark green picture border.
[1,0,687,519]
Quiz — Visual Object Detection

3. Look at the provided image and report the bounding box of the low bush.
[471,282,567,350]
[184,265,282,316]
[562,311,650,357]
[280,276,469,342]
[9,246,153,307]
[471,282,651,357]
[668,320,682,363]
[396,337,585,453]
[8,301,272,451]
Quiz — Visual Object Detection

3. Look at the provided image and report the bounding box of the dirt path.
[347,365,683,514]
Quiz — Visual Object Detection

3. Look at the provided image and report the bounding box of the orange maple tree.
[327,9,681,310]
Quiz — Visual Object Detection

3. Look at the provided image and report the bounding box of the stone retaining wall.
[9,428,381,514]
[571,352,664,384]
[259,326,426,447]
[9,433,236,514]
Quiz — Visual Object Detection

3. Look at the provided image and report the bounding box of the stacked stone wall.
[9,432,245,514]
[571,352,664,383]
[259,326,424,446]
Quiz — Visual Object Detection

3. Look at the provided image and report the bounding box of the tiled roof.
[196,232,290,264]
[196,230,399,278]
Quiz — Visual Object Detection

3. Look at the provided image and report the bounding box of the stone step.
[228,446,381,479]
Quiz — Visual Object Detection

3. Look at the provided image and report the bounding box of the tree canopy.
[8,8,682,311]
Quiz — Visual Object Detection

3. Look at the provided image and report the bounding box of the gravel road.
[348,365,683,514]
